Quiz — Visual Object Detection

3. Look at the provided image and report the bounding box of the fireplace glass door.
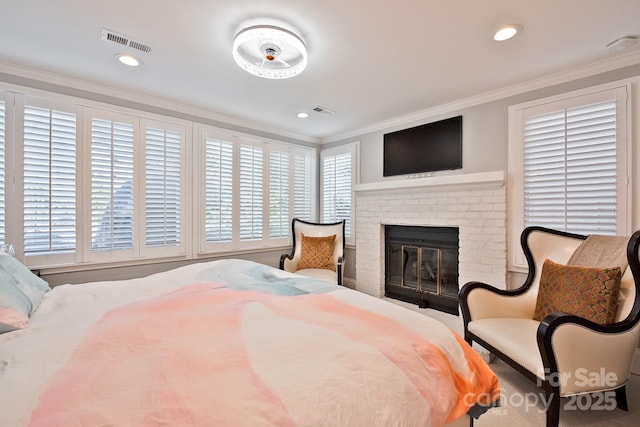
[385,225,459,315]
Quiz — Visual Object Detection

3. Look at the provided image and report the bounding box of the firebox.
[384,225,459,315]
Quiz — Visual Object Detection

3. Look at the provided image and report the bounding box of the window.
[20,98,79,266]
[141,119,187,258]
[89,112,135,255]
[268,147,290,239]
[239,142,264,242]
[196,125,315,254]
[292,147,314,221]
[320,142,358,244]
[508,84,630,270]
[2,89,312,270]
[8,97,190,268]
[203,133,234,247]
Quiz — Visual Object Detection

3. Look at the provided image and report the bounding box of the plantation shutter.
[268,149,289,239]
[293,150,313,221]
[145,127,181,247]
[239,143,263,241]
[204,137,233,243]
[523,100,617,235]
[90,117,134,251]
[23,105,76,255]
[0,101,5,245]
[322,151,352,237]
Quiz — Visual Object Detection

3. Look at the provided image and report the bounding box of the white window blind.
[204,137,233,243]
[268,149,289,239]
[23,105,76,255]
[145,127,181,247]
[508,84,630,270]
[321,151,352,237]
[198,128,314,253]
[0,100,5,245]
[293,150,313,221]
[91,117,134,251]
[523,100,618,235]
[239,143,263,241]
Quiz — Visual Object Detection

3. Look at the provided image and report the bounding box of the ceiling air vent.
[101,29,152,53]
[311,106,336,117]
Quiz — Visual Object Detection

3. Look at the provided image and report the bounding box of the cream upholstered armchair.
[460,226,640,427]
[279,218,345,286]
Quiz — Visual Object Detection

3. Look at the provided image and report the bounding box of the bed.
[0,258,500,426]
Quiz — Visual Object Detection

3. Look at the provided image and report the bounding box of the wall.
[42,249,289,287]
[335,63,640,188]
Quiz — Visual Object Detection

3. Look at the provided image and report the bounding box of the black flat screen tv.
[383,115,462,177]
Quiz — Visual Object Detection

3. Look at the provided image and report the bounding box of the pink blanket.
[29,283,499,426]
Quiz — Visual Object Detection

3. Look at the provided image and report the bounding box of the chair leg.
[545,388,560,427]
[615,386,628,411]
[464,334,473,346]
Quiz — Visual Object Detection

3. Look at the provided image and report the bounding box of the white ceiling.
[1,0,640,143]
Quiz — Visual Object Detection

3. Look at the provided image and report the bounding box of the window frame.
[0,91,13,248]
[83,107,138,264]
[2,87,315,272]
[194,124,316,256]
[139,117,191,260]
[14,95,83,268]
[320,141,359,246]
[507,82,632,271]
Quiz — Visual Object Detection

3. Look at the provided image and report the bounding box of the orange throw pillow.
[533,259,622,325]
[297,234,336,271]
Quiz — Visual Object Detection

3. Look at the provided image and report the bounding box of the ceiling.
[1,0,640,143]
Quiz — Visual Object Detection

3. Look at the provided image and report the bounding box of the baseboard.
[633,349,640,375]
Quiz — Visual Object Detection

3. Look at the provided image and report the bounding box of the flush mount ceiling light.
[493,24,521,41]
[232,24,307,79]
[115,53,142,67]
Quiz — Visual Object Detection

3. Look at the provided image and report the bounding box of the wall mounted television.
[383,115,462,177]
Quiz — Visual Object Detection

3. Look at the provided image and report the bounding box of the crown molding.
[323,50,640,143]
[0,61,320,144]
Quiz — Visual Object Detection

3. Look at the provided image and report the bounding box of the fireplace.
[385,225,459,315]
[352,171,507,308]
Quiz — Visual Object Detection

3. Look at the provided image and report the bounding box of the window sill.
[34,245,292,277]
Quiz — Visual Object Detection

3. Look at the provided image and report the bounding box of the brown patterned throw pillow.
[297,233,336,271]
[533,259,622,325]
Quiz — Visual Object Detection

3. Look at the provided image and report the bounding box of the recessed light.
[116,53,142,67]
[493,24,521,42]
[296,112,309,119]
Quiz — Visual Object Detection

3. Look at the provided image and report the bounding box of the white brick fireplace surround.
[353,171,507,305]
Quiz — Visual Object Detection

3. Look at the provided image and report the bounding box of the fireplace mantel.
[353,170,505,193]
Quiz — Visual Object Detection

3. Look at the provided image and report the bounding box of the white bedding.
[0,259,498,426]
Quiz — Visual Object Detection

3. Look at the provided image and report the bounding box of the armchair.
[460,226,640,427]
[279,218,346,286]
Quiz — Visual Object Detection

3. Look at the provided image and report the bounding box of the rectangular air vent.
[101,29,152,53]
[312,106,336,117]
